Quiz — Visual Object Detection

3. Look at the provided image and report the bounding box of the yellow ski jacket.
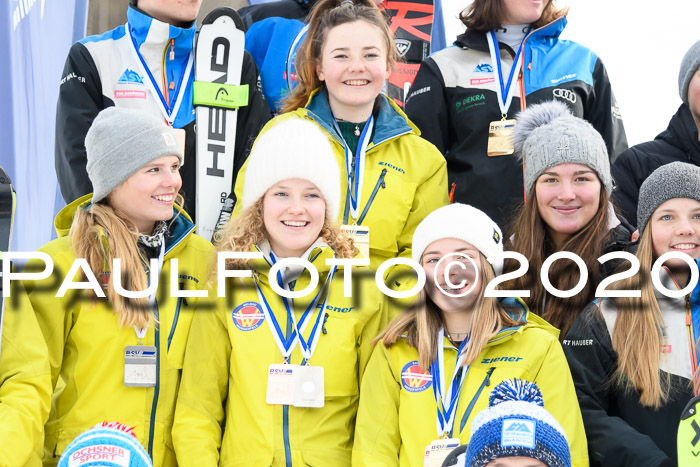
[231,90,449,276]
[352,300,589,467]
[0,281,52,466]
[21,194,215,466]
[173,244,387,466]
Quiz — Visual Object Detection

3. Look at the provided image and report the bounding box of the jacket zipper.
[167,297,183,351]
[148,302,161,458]
[456,367,495,435]
[343,168,387,225]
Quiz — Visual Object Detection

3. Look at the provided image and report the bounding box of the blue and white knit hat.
[464,379,571,467]
[58,423,153,467]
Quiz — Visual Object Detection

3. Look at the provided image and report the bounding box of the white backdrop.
[441,0,700,146]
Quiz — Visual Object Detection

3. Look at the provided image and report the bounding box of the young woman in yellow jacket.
[20,107,215,466]
[230,0,449,282]
[352,203,588,467]
[173,118,386,466]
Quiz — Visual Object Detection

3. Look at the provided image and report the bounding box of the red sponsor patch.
[401,360,432,392]
[232,302,265,331]
[114,90,146,99]
[470,77,494,85]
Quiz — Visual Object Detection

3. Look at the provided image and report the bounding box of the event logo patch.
[232,301,265,331]
[473,63,493,73]
[118,68,144,85]
[401,360,432,392]
[501,419,536,448]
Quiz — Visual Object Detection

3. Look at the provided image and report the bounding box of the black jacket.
[563,302,692,467]
[54,6,270,219]
[238,0,314,30]
[612,103,700,228]
[405,17,627,228]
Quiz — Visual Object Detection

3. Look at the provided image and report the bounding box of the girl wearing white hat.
[173,118,386,466]
[352,203,587,466]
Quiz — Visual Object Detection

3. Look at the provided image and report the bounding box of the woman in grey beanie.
[562,161,700,466]
[505,100,634,338]
[19,107,215,465]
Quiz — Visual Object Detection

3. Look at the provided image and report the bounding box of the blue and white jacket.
[55,6,270,219]
[405,16,628,228]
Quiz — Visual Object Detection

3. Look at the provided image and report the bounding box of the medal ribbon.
[687,266,700,377]
[133,240,166,342]
[486,30,527,116]
[333,114,374,221]
[431,328,469,438]
[126,22,194,125]
[254,252,336,361]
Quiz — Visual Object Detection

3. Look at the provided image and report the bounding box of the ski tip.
[200,6,244,31]
[0,166,12,185]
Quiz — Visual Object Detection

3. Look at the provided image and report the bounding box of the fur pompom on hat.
[678,40,700,105]
[242,118,341,219]
[412,203,504,275]
[465,379,571,467]
[637,161,700,233]
[58,423,153,467]
[514,100,612,196]
[85,107,183,203]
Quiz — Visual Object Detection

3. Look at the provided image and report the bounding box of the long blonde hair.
[213,198,357,273]
[69,195,184,329]
[609,226,681,408]
[375,253,522,371]
[282,0,397,113]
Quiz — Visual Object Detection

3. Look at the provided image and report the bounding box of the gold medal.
[340,224,370,259]
[487,118,516,156]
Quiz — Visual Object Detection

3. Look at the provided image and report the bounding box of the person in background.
[613,40,700,228]
[506,101,633,339]
[352,203,587,466]
[27,108,214,466]
[563,162,700,467]
[232,0,449,281]
[55,0,270,220]
[173,118,386,465]
[405,0,627,228]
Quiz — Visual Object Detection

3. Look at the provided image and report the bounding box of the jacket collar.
[54,193,196,259]
[303,88,417,146]
[454,16,567,53]
[127,5,196,55]
[659,104,700,163]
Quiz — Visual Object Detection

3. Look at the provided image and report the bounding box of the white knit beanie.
[242,118,341,218]
[412,203,504,274]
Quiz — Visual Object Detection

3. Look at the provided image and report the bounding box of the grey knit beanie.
[678,40,700,104]
[85,107,183,203]
[637,162,700,233]
[514,100,612,195]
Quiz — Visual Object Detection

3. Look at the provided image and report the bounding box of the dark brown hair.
[460,0,568,33]
[282,0,397,112]
[505,186,610,338]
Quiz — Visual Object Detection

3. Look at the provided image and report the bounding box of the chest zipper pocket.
[455,367,495,436]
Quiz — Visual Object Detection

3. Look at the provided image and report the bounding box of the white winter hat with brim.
[242,118,341,219]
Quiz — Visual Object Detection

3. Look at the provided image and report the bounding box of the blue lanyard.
[331,114,374,221]
[431,329,470,438]
[254,252,336,361]
[486,30,528,116]
[126,22,194,125]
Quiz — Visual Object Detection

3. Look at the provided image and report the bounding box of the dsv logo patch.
[553,88,577,104]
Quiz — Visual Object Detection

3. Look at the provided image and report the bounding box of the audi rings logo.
[553,88,577,104]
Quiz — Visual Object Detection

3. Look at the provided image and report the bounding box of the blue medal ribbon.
[254,251,336,362]
[431,328,470,438]
[126,22,194,125]
[332,114,374,222]
[486,30,528,116]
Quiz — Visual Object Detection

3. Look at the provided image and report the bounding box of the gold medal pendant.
[487,118,516,156]
[340,224,370,259]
